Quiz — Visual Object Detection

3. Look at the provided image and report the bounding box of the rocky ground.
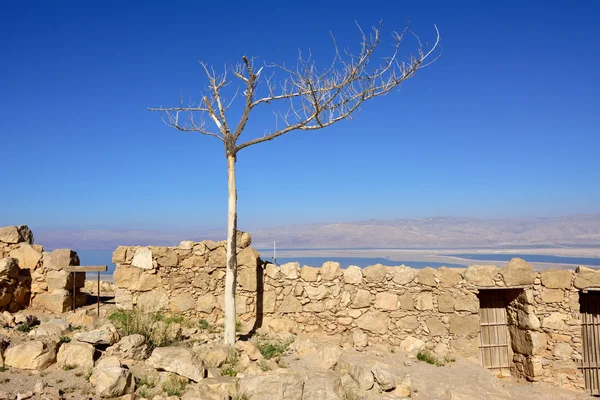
[0,287,594,400]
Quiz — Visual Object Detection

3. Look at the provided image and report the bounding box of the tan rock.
[156,248,179,267]
[398,292,414,310]
[74,324,119,345]
[279,294,303,313]
[207,247,226,269]
[305,285,328,300]
[238,267,259,291]
[438,267,462,288]
[132,247,154,270]
[464,265,497,287]
[196,293,217,314]
[137,289,169,312]
[0,225,33,244]
[265,263,279,279]
[425,316,447,336]
[148,347,205,382]
[32,290,72,313]
[321,262,341,280]
[112,246,128,264]
[374,292,398,311]
[501,258,536,286]
[400,336,425,357]
[303,372,344,400]
[351,289,372,308]
[355,310,388,334]
[450,337,479,358]
[553,342,573,359]
[262,291,276,313]
[170,292,196,312]
[343,266,363,284]
[397,315,419,332]
[417,267,437,287]
[57,342,95,369]
[90,361,135,398]
[238,370,303,400]
[237,246,259,268]
[542,312,566,330]
[115,289,133,310]
[541,269,573,289]
[390,266,417,285]
[43,249,79,271]
[415,293,433,311]
[541,289,564,303]
[301,266,319,282]
[237,230,252,248]
[9,244,42,269]
[437,293,455,313]
[574,266,600,289]
[510,328,546,355]
[448,315,479,337]
[362,264,388,282]
[280,262,299,279]
[4,341,57,370]
[454,293,478,312]
[34,319,70,339]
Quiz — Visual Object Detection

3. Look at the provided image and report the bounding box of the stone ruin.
[113,236,598,392]
[0,225,85,313]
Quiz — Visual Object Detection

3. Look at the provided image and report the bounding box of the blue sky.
[1,0,598,232]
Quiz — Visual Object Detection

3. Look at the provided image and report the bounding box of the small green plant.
[417,351,444,367]
[108,310,184,350]
[236,320,243,332]
[83,369,93,382]
[138,385,152,399]
[444,356,456,363]
[0,367,8,372]
[198,319,210,331]
[62,364,77,371]
[344,388,359,400]
[221,367,237,377]
[162,377,187,397]
[259,360,271,372]
[60,336,72,343]
[16,323,32,333]
[233,395,249,400]
[71,325,82,331]
[256,341,290,360]
[138,375,156,388]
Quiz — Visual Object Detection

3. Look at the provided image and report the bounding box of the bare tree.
[150,21,440,345]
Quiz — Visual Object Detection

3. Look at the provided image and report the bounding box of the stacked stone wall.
[0,225,84,313]
[113,236,592,391]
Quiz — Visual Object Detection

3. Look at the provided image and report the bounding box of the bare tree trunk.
[224,154,238,345]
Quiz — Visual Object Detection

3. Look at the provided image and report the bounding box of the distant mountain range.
[32,214,600,250]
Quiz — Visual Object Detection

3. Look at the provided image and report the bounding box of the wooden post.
[72,271,76,311]
[97,272,100,316]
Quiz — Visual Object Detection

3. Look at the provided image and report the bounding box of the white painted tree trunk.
[224,154,238,345]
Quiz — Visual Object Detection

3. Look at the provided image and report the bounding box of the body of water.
[452,253,600,266]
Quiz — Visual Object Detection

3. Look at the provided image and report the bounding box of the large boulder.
[8,244,42,269]
[464,265,498,287]
[500,258,536,286]
[343,266,362,284]
[147,346,205,382]
[355,311,388,334]
[362,264,388,283]
[42,249,79,271]
[90,357,135,398]
[105,334,148,360]
[74,324,119,345]
[574,266,600,289]
[0,225,33,244]
[131,247,154,270]
[540,269,573,289]
[34,319,70,339]
[57,342,95,369]
[4,341,57,370]
[337,353,374,390]
[320,262,341,281]
[31,289,73,313]
[303,372,344,400]
[238,370,304,400]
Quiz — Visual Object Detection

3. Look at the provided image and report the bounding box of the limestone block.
[237,231,252,248]
[8,244,42,269]
[303,372,344,400]
[0,225,33,244]
[454,293,478,313]
[343,266,363,284]
[542,312,566,331]
[305,285,328,300]
[114,267,159,291]
[321,261,341,280]
[262,291,276,313]
[362,264,388,283]
[355,310,388,334]
[390,266,417,285]
[374,292,398,311]
[57,342,95,369]
[4,340,57,370]
[43,249,79,271]
[540,269,573,289]
[516,309,541,330]
[448,315,479,337]
[237,246,259,268]
[464,265,498,287]
[238,267,259,291]
[417,267,437,287]
[438,267,462,288]
[131,247,154,270]
[279,294,303,313]
[280,262,299,279]
[425,316,447,336]
[574,266,600,289]
[32,289,72,313]
[553,343,573,359]
[115,289,133,310]
[112,246,128,264]
[301,266,319,282]
[351,289,372,308]
[238,370,303,400]
[156,248,179,267]
[265,263,279,279]
[415,293,433,311]
[501,258,536,286]
[399,292,414,310]
[450,337,479,358]
[397,316,419,332]
[137,289,169,312]
[170,292,196,312]
[510,327,547,355]
[541,289,564,303]
[148,346,205,382]
[74,324,119,345]
[196,293,217,314]
[207,247,226,269]
[400,336,425,357]
[46,270,83,291]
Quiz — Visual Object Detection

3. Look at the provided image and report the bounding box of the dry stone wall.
[113,235,592,391]
[0,225,85,313]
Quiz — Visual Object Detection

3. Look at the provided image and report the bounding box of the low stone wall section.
[113,237,596,391]
[0,225,85,313]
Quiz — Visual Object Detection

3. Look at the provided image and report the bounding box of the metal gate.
[581,291,600,395]
[478,290,512,375]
